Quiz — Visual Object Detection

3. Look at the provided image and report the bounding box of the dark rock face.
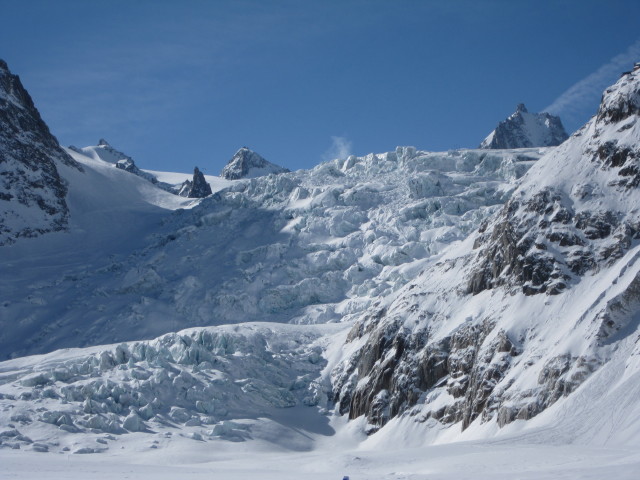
[187,167,212,198]
[220,147,289,180]
[0,59,80,245]
[588,72,640,188]
[467,189,576,296]
[467,184,638,297]
[332,273,604,434]
[177,179,192,197]
[480,104,568,149]
[115,158,139,174]
[597,71,640,124]
[333,306,552,433]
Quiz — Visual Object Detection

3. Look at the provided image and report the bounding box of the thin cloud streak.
[544,39,640,126]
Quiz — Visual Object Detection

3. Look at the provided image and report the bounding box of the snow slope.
[70,140,187,194]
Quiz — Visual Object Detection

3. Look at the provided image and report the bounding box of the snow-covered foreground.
[2,440,639,480]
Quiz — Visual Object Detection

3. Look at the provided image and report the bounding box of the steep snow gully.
[2,60,640,478]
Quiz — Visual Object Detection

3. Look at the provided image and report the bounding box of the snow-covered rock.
[220,147,289,180]
[470,69,640,296]
[0,59,80,245]
[480,103,568,149]
[332,67,640,435]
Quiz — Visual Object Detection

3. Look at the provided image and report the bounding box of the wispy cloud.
[544,39,640,127]
[322,136,352,161]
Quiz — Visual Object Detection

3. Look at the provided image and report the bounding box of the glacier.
[0,143,546,358]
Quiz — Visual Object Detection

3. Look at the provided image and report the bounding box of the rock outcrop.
[178,167,212,198]
[469,68,640,296]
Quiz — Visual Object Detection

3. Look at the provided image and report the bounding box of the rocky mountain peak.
[0,60,31,109]
[480,104,568,149]
[596,67,640,125]
[91,139,133,164]
[0,59,80,245]
[177,166,213,198]
[220,147,289,180]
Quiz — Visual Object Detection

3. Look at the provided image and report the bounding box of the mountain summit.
[220,147,289,180]
[479,103,568,149]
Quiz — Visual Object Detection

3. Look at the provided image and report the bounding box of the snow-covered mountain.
[220,147,289,179]
[0,60,80,245]
[332,67,640,435]
[2,60,640,479]
[480,103,568,149]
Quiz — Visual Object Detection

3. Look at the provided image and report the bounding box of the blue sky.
[2,0,640,173]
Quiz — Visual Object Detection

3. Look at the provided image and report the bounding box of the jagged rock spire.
[188,166,212,198]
